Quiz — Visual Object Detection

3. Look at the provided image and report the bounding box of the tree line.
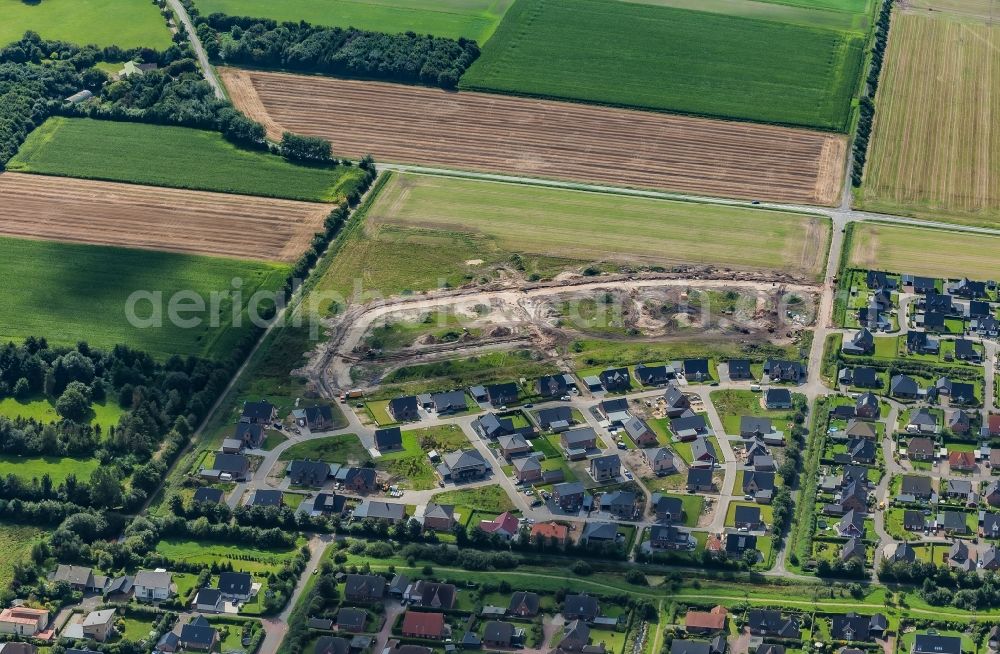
[186,4,479,89]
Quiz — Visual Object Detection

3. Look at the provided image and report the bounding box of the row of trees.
[192,9,479,89]
[851,0,893,186]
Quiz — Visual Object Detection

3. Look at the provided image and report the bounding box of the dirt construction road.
[222,68,846,206]
[0,172,331,262]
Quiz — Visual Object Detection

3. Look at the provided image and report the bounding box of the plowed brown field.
[0,173,331,262]
[222,68,846,206]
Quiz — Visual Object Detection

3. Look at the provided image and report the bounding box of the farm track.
[0,173,331,262]
[222,69,846,206]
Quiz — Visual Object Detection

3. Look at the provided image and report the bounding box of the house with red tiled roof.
[0,607,49,636]
[401,612,447,640]
[949,450,976,472]
[479,512,520,541]
[685,606,728,634]
[989,415,1000,438]
[530,521,569,546]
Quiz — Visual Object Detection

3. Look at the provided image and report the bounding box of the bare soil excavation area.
[222,68,846,205]
[0,173,331,262]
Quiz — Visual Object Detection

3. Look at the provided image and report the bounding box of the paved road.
[165,0,224,98]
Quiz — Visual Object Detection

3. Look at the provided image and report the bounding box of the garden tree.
[742,548,759,568]
[280,132,332,163]
[89,466,124,508]
[55,385,90,421]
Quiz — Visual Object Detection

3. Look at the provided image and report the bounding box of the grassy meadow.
[631,0,874,31]
[9,118,367,203]
[193,0,514,41]
[847,222,1000,280]
[0,455,100,484]
[0,396,125,431]
[0,236,289,360]
[461,0,866,130]
[0,523,43,591]
[860,11,1000,228]
[313,173,829,306]
[0,0,173,48]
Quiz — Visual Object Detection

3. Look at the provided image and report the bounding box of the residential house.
[211,453,250,481]
[912,635,961,654]
[743,471,775,503]
[734,505,762,530]
[536,374,575,399]
[623,416,658,447]
[0,608,48,636]
[374,427,403,453]
[841,367,880,388]
[908,408,938,434]
[982,514,1000,539]
[841,538,866,563]
[431,390,468,415]
[248,489,283,508]
[683,359,711,382]
[598,398,631,424]
[954,339,981,362]
[483,621,517,649]
[336,608,367,633]
[663,387,692,417]
[948,410,972,435]
[764,388,793,409]
[388,396,419,422]
[508,592,541,618]
[907,437,936,461]
[479,512,520,541]
[903,510,926,531]
[553,482,586,512]
[900,475,933,501]
[724,533,757,558]
[343,467,378,493]
[644,447,677,475]
[652,494,684,523]
[179,616,218,651]
[193,488,224,504]
[830,613,887,642]
[907,331,940,355]
[537,406,574,431]
[671,638,726,654]
[747,610,800,639]
[562,595,600,622]
[561,427,598,458]
[985,481,1000,507]
[401,612,447,640]
[288,460,330,487]
[343,574,386,602]
[843,329,875,356]
[599,368,631,392]
[315,637,350,654]
[855,393,881,420]
[581,521,621,546]
[498,433,532,459]
[302,405,335,431]
[945,478,974,503]
[846,437,876,464]
[763,359,805,383]
[949,451,976,472]
[233,422,265,450]
[241,400,276,425]
[671,414,711,442]
[53,565,99,592]
[590,454,621,482]
[530,521,569,546]
[838,510,865,538]
[442,449,489,482]
[193,589,223,613]
[352,500,406,524]
[939,510,968,534]
[421,503,455,532]
[601,490,638,519]
[950,382,977,406]
[727,360,753,380]
[687,468,714,492]
[133,570,173,602]
[684,606,728,634]
[218,571,252,601]
[649,524,693,550]
[690,437,717,467]
[635,364,674,386]
[513,456,543,484]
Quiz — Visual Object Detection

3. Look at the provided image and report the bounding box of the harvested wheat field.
[222,68,846,205]
[848,222,1000,280]
[861,10,1000,227]
[0,173,331,262]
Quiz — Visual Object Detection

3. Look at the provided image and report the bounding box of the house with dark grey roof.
[846,437,876,464]
[599,368,631,392]
[315,636,350,654]
[671,414,710,442]
[906,331,940,355]
[912,634,961,654]
[388,396,419,422]
[601,490,638,519]
[561,427,598,458]
[344,574,386,602]
[218,571,252,600]
[242,400,276,424]
[180,616,218,650]
[687,468,714,492]
[891,375,920,399]
[763,359,805,383]
[734,505,762,530]
[683,359,711,382]
[442,449,489,482]
[352,500,406,524]
[508,591,541,617]
[635,363,674,386]
[746,610,800,638]
[950,382,977,406]
[483,621,517,648]
[581,521,621,545]
[838,510,865,538]
[562,594,600,621]
[724,533,757,558]
[193,487,224,504]
[248,489,283,508]
[485,383,519,407]
[900,475,933,500]
[841,537,865,563]
[946,410,970,434]
[743,471,774,503]
[553,482,586,512]
[336,607,367,633]
[537,406,574,431]
[764,388,793,409]
[210,453,250,481]
[903,510,926,531]
[662,387,691,417]
[954,339,981,362]
[831,613,887,642]
[727,360,752,380]
[907,437,936,461]
[644,447,677,475]
[843,329,875,356]
[938,510,968,534]
[537,374,575,398]
[374,427,403,452]
[590,454,621,482]
[622,416,658,447]
[430,390,468,415]
[689,437,717,467]
[233,422,265,449]
[671,637,726,654]
[288,460,330,487]
[840,366,880,388]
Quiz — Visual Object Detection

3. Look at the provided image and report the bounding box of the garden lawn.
[279,434,370,464]
[462,0,865,130]
[9,118,367,203]
[0,395,124,431]
[0,0,172,48]
[193,0,514,42]
[0,237,289,361]
[432,486,514,513]
[0,454,99,484]
[709,389,799,435]
[376,425,470,489]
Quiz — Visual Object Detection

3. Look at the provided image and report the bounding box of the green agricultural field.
[0,454,100,484]
[847,223,1000,280]
[0,395,124,431]
[279,434,370,464]
[461,0,866,130]
[9,118,367,203]
[0,0,173,48]
[155,538,302,571]
[631,0,873,31]
[0,237,289,360]
[0,523,43,592]
[314,173,829,305]
[193,0,514,42]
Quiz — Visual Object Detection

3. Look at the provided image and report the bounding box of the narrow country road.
[166,0,224,98]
